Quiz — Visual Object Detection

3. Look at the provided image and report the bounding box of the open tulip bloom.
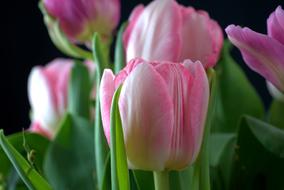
[1,0,284,190]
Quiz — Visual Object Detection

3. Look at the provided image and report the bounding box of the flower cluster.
[0,0,284,190]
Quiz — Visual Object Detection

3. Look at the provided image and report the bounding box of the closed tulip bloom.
[43,0,120,43]
[225,6,284,94]
[123,0,223,68]
[28,59,95,138]
[100,58,209,171]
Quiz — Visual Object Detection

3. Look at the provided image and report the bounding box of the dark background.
[1,0,283,134]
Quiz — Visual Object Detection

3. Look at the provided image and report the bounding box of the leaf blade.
[110,86,130,190]
[0,130,52,190]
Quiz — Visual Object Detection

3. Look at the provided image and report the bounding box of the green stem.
[93,34,110,189]
[192,164,200,190]
[199,144,211,190]
[197,69,216,190]
[154,171,170,190]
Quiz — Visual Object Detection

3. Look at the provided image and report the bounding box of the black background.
[1,0,284,134]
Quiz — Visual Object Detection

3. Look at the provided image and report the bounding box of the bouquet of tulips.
[1,0,284,189]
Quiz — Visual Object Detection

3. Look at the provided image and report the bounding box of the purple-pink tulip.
[226,6,284,94]
[123,0,223,68]
[43,0,120,43]
[100,58,209,171]
[28,59,95,138]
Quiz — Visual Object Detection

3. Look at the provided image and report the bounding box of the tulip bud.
[123,0,223,68]
[100,58,209,171]
[226,6,284,94]
[28,59,95,138]
[43,0,120,43]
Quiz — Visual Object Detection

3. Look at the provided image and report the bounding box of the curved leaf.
[0,130,51,190]
[44,114,95,190]
[110,86,130,190]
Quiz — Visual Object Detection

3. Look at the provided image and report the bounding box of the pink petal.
[119,63,174,171]
[44,0,86,39]
[100,69,116,144]
[182,60,209,164]
[29,122,52,139]
[44,0,120,41]
[226,25,284,92]
[28,67,58,133]
[123,5,145,49]
[124,0,181,63]
[267,6,284,45]
[155,60,209,169]
[178,7,223,68]
[45,59,73,115]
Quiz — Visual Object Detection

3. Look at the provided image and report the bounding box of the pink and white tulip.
[43,0,120,43]
[100,58,209,171]
[28,59,95,138]
[123,0,223,68]
[225,6,284,95]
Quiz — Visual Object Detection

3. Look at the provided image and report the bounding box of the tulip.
[28,59,95,138]
[100,58,209,171]
[123,0,223,68]
[225,6,284,94]
[43,0,120,43]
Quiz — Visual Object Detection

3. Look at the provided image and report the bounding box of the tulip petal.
[28,67,58,133]
[155,60,209,169]
[100,69,116,143]
[267,6,284,45]
[44,0,86,38]
[119,63,174,171]
[44,59,73,115]
[226,25,284,92]
[124,0,181,62]
[179,7,223,68]
[123,5,144,49]
[44,0,120,41]
[182,60,209,163]
[29,122,52,139]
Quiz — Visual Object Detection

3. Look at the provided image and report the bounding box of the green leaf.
[268,100,284,129]
[0,132,49,190]
[38,1,93,59]
[0,132,49,179]
[245,116,284,157]
[44,114,95,190]
[93,33,110,189]
[209,133,236,167]
[231,116,284,190]
[212,40,264,132]
[209,133,236,190]
[0,130,52,190]
[68,62,91,119]
[101,153,111,190]
[110,86,130,190]
[132,170,154,190]
[114,23,127,74]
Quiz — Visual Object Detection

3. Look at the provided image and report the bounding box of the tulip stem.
[154,171,170,190]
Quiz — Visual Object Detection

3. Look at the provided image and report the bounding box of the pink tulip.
[28,59,95,138]
[225,6,284,93]
[100,58,209,171]
[123,0,223,68]
[43,0,120,43]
